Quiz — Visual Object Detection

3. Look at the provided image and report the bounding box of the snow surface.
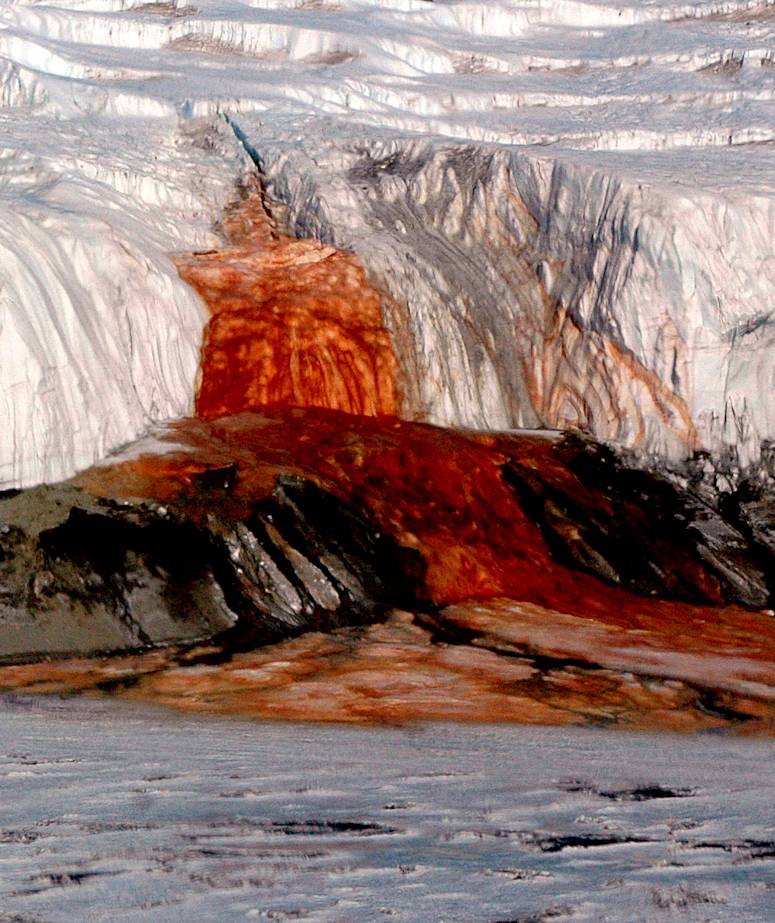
[1,0,774,484]
[0,694,774,921]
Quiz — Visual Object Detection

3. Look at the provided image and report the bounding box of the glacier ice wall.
[256,135,775,464]
[0,119,252,488]
[0,0,774,485]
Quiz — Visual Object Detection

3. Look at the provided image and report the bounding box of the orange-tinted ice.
[2,608,772,734]
[175,190,400,419]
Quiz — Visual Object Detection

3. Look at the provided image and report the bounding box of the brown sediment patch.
[166,35,287,60]
[135,1,196,17]
[1,608,772,734]
[175,191,401,420]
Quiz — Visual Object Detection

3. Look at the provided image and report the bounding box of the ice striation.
[0,0,774,485]
[0,116,253,488]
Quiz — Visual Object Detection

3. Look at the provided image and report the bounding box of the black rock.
[504,435,772,608]
[0,477,425,662]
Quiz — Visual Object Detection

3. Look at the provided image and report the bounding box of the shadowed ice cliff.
[257,134,775,466]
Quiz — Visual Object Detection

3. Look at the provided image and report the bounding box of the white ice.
[1,0,774,484]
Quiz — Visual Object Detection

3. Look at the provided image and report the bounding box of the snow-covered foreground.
[1,0,774,486]
[0,695,774,921]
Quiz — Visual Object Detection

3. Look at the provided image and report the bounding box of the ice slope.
[0,0,774,484]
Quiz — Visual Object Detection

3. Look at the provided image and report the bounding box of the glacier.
[0,110,255,487]
[0,0,774,485]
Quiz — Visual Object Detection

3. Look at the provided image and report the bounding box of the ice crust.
[0,0,774,484]
[1,698,774,921]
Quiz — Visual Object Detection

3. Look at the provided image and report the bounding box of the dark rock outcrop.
[0,476,422,662]
[2,411,774,668]
[1,411,774,732]
[504,436,773,608]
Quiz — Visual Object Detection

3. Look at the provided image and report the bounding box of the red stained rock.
[0,407,771,732]
[3,192,772,734]
[78,409,772,619]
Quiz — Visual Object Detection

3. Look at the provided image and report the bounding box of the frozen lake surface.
[0,696,773,922]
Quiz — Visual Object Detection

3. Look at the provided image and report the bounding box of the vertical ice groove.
[257,134,775,465]
[1,0,774,485]
[0,115,254,489]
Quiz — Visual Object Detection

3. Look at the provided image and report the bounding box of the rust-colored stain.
[7,187,769,731]
[1,609,772,734]
[175,190,400,419]
[75,408,762,619]
[7,408,775,731]
[524,302,697,453]
[78,409,594,607]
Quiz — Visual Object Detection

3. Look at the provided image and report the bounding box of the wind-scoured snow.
[1,695,774,922]
[1,0,774,484]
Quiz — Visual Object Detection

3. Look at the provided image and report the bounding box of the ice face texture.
[0,117,253,488]
[254,118,775,465]
[175,190,401,419]
[1,0,774,485]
